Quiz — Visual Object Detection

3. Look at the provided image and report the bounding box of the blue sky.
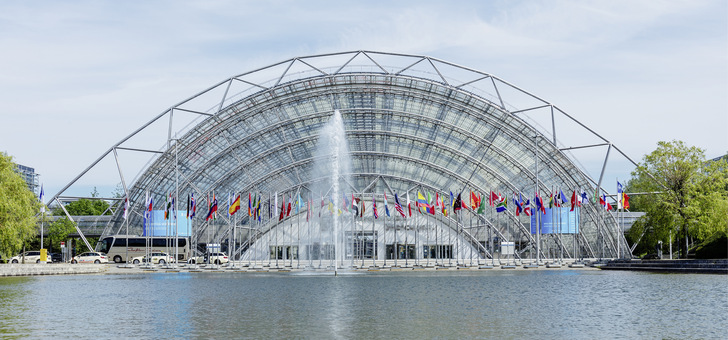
[1,0,726,199]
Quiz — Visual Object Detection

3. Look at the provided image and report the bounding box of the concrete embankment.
[600,259,728,274]
[0,264,107,277]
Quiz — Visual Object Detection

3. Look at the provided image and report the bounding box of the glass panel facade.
[106,52,626,259]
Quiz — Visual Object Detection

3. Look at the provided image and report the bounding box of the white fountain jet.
[311,110,352,272]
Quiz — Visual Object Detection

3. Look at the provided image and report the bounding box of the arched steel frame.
[49,50,637,259]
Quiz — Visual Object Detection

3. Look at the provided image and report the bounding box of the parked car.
[8,251,52,263]
[49,253,63,263]
[71,252,108,264]
[130,252,176,265]
[187,252,229,265]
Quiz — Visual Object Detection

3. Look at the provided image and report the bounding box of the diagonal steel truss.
[49,51,639,259]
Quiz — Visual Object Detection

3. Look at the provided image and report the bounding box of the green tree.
[53,196,111,216]
[47,217,76,252]
[0,152,41,258]
[626,141,728,258]
[50,188,111,255]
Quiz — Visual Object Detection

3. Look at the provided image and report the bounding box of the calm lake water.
[0,270,725,339]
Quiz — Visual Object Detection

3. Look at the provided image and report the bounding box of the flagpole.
[433,193,438,267]
[469,191,474,266]
[382,194,386,268]
[425,195,430,268]
[318,192,322,269]
[392,191,398,267]
[125,198,129,264]
[232,194,237,268]
[296,192,300,269]
[571,190,575,263]
[448,193,452,266]
[616,179,620,259]
[377,193,383,268]
[405,194,410,267]
[536,187,540,264]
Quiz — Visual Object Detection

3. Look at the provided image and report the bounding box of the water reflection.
[0,271,725,339]
[0,277,31,338]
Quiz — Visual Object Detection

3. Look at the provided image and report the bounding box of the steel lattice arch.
[52,51,637,264]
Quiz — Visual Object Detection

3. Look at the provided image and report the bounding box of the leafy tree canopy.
[0,152,41,257]
[47,217,76,252]
[626,140,728,257]
[53,188,111,216]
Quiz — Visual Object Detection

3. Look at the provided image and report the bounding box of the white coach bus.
[97,235,190,263]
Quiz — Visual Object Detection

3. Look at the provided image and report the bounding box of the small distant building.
[710,154,727,163]
[15,164,39,196]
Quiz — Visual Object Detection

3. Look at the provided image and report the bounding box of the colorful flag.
[295,193,303,214]
[559,190,568,207]
[394,193,405,217]
[453,193,462,212]
[535,193,546,215]
[123,197,129,220]
[342,193,349,213]
[287,195,292,217]
[164,194,171,220]
[623,193,630,209]
[477,193,485,214]
[384,193,390,217]
[407,192,412,217]
[496,196,507,213]
[440,196,448,217]
[39,185,45,213]
[523,197,532,216]
[259,194,263,218]
[580,190,589,205]
[513,193,522,216]
[548,192,554,209]
[279,194,286,221]
[600,194,613,211]
[147,192,153,212]
[416,191,428,213]
[570,190,577,211]
[605,194,613,211]
[229,194,241,215]
[490,191,499,207]
[206,194,218,221]
[470,191,480,210]
[372,196,378,219]
[352,195,360,217]
[248,193,252,216]
[617,181,624,209]
[144,191,150,231]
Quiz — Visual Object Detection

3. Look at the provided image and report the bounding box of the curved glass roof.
[52,51,633,258]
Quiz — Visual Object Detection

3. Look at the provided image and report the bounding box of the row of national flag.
[134,183,630,224]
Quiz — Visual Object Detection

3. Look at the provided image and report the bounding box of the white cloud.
[0,0,725,198]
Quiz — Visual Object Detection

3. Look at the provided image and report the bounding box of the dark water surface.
[0,270,725,339]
